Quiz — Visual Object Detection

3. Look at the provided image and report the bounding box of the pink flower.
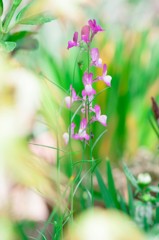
[92,105,107,126]
[91,48,102,68]
[82,72,96,97]
[65,85,79,108]
[63,123,76,144]
[73,118,90,141]
[67,32,79,49]
[98,64,112,86]
[81,25,90,43]
[88,19,103,34]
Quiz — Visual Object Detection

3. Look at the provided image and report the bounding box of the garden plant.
[0,0,159,240]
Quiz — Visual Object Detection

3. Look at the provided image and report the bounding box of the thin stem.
[86,43,94,206]
[72,49,82,87]
[3,4,17,33]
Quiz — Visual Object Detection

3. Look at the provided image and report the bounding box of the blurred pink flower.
[91,48,102,68]
[30,131,56,164]
[63,123,75,144]
[81,25,90,43]
[65,85,80,108]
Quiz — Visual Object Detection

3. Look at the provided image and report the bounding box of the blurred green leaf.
[7,31,35,42]
[0,0,3,16]
[0,41,16,52]
[13,0,22,6]
[16,2,55,25]
[123,163,140,190]
[118,193,128,213]
[127,181,135,217]
[6,31,38,52]
[17,14,55,25]
[95,168,115,208]
[155,193,159,224]
[106,160,120,209]
[148,186,159,193]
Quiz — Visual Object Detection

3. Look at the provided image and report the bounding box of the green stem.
[87,43,94,206]
[3,0,22,33]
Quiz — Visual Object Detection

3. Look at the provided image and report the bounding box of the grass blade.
[127,181,135,218]
[106,160,120,209]
[95,168,115,208]
[123,163,140,190]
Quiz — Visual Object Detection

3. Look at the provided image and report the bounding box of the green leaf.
[16,1,35,22]
[118,193,128,213]
[127,181,135,217]
[13,0,22,6]
[0,0,3,16]
[16,37,39,51]
[0,41,16,52]
[7,31,38,52]
[123,163,140,190]
[16,2,55,25]
[95,168,115,208]
[155,193,159,224]
[148,186,159,193]
[17,13,55,25]
[7,31,35,42]
[106,160,120,209]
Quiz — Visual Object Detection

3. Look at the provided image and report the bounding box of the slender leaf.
[18,14,55,25]
[95,168,115,208]
[0,0,3,16]
[123,163,140,190]
[16,1,55,25]
[106,160,120,208]
[127,181,135,217]
[7,31,35,42]
[92,129,107,151]
[155,193,159,224]
[118,193,128,213]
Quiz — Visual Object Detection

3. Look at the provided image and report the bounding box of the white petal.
[63,132,69,145]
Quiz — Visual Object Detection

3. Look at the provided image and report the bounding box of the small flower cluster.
[63,19,112,144]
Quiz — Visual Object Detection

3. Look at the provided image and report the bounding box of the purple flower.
[92,105,107,126]
[65,85,80,108]
[67,32,79,49]
[63,123,75,144]
[82,72,96,97]
[81,25,90,43]
[91,48,102,68]
[88,19,103,34]
[98,64,112,86]
[72,118,90,141]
